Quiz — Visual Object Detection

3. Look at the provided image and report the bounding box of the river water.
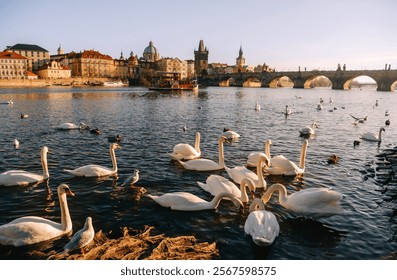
[0,85,396,260]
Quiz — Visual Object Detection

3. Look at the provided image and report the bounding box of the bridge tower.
[194,39,208,76]
[236,45,245,73]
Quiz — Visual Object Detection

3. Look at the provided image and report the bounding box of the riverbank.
[0,78,112,88]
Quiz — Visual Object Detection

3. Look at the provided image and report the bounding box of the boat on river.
[103,81,126,87]
[149,71,198,90]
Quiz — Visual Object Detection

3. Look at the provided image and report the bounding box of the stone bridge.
[198,69,397,91]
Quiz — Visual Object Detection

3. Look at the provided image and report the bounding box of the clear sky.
[0,0,396,71]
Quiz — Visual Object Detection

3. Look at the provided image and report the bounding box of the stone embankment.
[0,77,110,88]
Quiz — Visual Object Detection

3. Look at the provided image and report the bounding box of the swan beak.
[66,189,75,196]
[250,191,255,199]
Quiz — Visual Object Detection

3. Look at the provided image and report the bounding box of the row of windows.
[0,70,25,75]
[0,65,24,69]
[0,59,25,64]
[16,50,48,57]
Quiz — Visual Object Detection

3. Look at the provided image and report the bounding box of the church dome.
[143,41,158,55]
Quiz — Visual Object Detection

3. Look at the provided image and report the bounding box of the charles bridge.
[198,68,397,91]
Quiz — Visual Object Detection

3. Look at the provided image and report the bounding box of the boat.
[103,81,125,87]
[149,71,198,90]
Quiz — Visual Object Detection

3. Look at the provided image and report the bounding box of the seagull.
[349,114,368,123]
[61,217,95,255]
[121,170,140,187]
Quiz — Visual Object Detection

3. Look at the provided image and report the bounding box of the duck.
[221,128,240,141]
[264,140,309,176]
[61,217,95,254]
[260,183,343,217]
[107,134,122,143]
[244,198,279,246]
[385,119,390,126]
[327,154,339,164]
[299,121,319,137]
[90,128,100,134]
[197,176,256,203]
[361,127,385,142]
[246,139,272,168]
[147,191,243,211]
[353,140,361,147]
[316,103,323,110]
[121,169,140,187]
[177,136,227,171]
[63,143,121,177]
[0,146,49,187]
[225,154,269,189]
[375,100,379,107]
[169,131,201,160]
[0,184,74,246]
[20,113,28,119]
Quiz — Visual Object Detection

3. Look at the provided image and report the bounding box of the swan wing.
[198,175,241,197]
[226,166,257,184]
[147,192,210,211]
[244,210,279,246]
[265,156,301,176]
[247,152,266,167]
[57,123,79,130]
[177,159,222,171]
[0,170,43,187]
[361,132,378,141]
[63,165,114,177]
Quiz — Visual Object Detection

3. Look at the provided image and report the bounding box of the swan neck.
[218,138,225,168]
[256,156,266,189]
[211,192,235,209]
[239,182,249,202]
[110,146,118,173]
[299,142,308,169]
[265,141,271,159]
[59,191,72,232]
[41,149,49,179]
[378,129,383,141]
[194,132,201,153]
[261,184,287,206]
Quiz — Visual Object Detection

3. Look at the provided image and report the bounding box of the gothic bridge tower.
[194,39,208,75]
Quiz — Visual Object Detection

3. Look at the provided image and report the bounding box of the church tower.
[194,39,208,75]
[236,45,245,72]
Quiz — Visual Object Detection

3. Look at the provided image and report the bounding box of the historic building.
[67,50,113,77]
[0,51,28,79]
[235,45,246,73]
[194,39,208,75]
[156,57,188,79]
[113,52,129,79]
[4,43,50,72]
[37,60,71,79]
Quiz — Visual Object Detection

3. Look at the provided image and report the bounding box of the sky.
[0,0,396,71]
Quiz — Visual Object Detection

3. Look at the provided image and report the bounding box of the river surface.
[0,85,396,260]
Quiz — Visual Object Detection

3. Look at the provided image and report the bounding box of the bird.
[353,140,361,147]
[319,98,324,103]
[0,184,74,246]
[177,136,228,171]
[285,105,292,116]
[121,169,140,187]
[350,114,368,123]
[316,103,323,110]
[61,217,95,255]
[264,140,309,176]
[327,154,339,164]
[221,128,240,141]
[255,101,261,111]
[197,176,256,203]
[90,128,100,134]
[246,139,273,168]
[20,113,28,118]
[225,154,269,189]
[260,183,343,217]
[385,110,389,116]
[0,146,49,187]
[183,125,187,132]
[56,122,87,130]
[244,198,279,246]
[13,139,20,149]
[107,134,122,143]
[361,127,385,142]
[299,121,319,137]
[375,100,379,107]
[146,191,243,211]
[63,143,121,177]
[385,119,390,126]
[168,131,201,160]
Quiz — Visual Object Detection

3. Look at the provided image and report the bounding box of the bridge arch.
[219,77,235,87]
[243,77,261,87]
[303,75,332,89]
[269,76,293,88]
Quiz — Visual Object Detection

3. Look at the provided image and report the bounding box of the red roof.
[26,71,37,76]
[0,51,27,60]
[68,50,112,60]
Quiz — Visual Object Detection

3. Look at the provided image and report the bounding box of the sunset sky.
[1,0,396,71]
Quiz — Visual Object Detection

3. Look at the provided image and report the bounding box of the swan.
[13,139,20,149]
[264,140,308,176]
[225,154,269,189]
[146,191,243,211]
[246,139,272,167]
[244,198,279,246]
[169,131,201,160]
[63,143,121,177]
[255,102,261,111]
[177,136,227,171]
[361,127,385,142]
[197,176,256,203]
[61,217,94,254]
[121,169,140,187]
[260,183,343,217]
[299,121,319,136]
[285,105,292,116]
[0,184,74,246]
[0,146,49,187]
[221,128,240,140]
[56,122,87,130]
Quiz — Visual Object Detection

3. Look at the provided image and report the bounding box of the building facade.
[67,50,113,77]
[156,58,188,80]
[4,44,50,72]
[235,45,246,73]
[0,51,28,79]
[194,40,208,75]
[37,61,71,79]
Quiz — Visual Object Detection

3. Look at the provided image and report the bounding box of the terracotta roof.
[6,43,48,52]
[0,51,27,60]
[26,71,37,76]
[68,50,112,60]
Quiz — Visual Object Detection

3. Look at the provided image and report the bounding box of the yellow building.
[4,44,50,72]
[68,50,113,77]
[0,51,28,79]
[156,58,188,80]
[37,61,71,79]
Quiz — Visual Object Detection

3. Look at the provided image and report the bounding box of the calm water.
[0,85,396,260]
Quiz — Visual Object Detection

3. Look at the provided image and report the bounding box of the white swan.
[261,183,343,217]
[246,139,272,167]
[13,139,20,149]
[61,216,94,254]
[177,136,227,171]
[244,198,279,246]
[146,191,243,211]
[221,128,240,140]
[197,176,256,203]
[169,131,201,160]
[255,102,261,111]
[121,169,140,187]
[285,105,292,116]
[299,121,319,137]
[361,127,385,142]
[0,146,49,187]
[56,122,87,130]
[225,154,269,189]
[0,184,74,246]
[63,143,121,177]
[264,140,308,176]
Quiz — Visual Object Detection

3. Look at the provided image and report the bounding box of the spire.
[239,44,243,58]
[198,39,205,52]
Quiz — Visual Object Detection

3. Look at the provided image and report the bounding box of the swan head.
[258,154,270,168]
[219,135,229,144]
[42,146,49,154]
[111,143,122,150]
[249,198,265,212]
[58,184,75,197]
[380,127,386,133]
[240,177,256,194]
[265,139,272,146]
